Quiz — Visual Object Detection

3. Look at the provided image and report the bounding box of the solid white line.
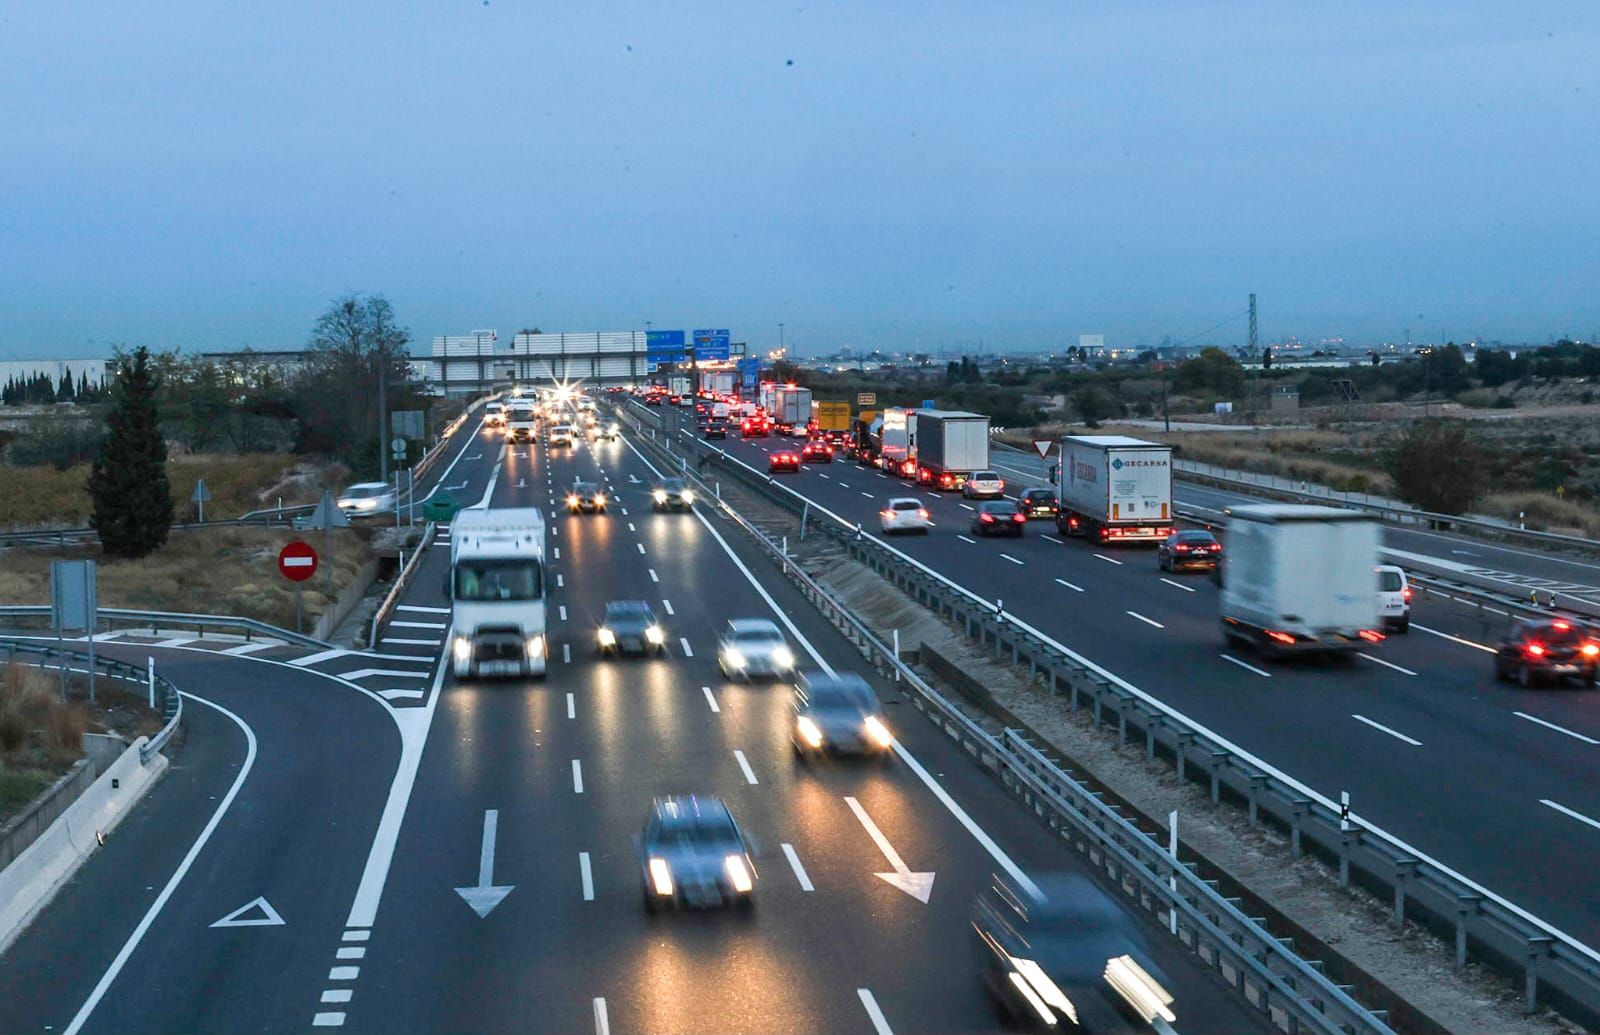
[781,843,814,891]
[702,686,721,713]
[1159,577,1196,593]
[566,692,575,719]
[661,599,675,615]
[579,852,594,901]
[1053,577,1084,592]
[340,668,431,682]
[858,989,894,1035]
[648,568,659,582]
[734,749,759,785]
[1359,652,1418,676]
[679,637,693,657]
[1041,534,1063,544]
[1515,712,1600,745]
[593,997,610,1035]
[1000,554,1024,566]
[1543,799,1600,832]
[1413,623,1496,653]
[957,534,976,544]
[1093,553,1123,565]
[1220,654,1271,677]
[1127,611,1165,629]
[572,759,584,794]
[1352,714,1422,746]
[64,692,258,1035]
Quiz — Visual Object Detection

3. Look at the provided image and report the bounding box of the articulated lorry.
[449,508,547,678]
[911,410,990,490]
[878,407,911,473]
[1055,435,1175,543]
[1219,504,1382,655]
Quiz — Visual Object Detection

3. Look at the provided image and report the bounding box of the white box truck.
[878,407,911,472]
[1219,505,1382,655]
[1055,435,1175,543]
[449,508,547,678]
[699,370,735,397]
[507,400,537,443]
[774,386,813,435]
[912,410,990,490]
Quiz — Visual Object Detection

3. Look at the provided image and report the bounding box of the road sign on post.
[856,392,876,406]
[692,329,731,362]
[1032,439,1054,459]
[51,560,97,701]
[191,479,211,523]
[279,540,318,635]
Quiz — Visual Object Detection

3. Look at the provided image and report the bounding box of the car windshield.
[1528,624,1584,645]
[974,471,998,480]
[808,682,878,714]
[891,500,921,511]
[573,482,597,494]
[1377,570,1404,592]
[730,626,783,644]
[662,478,686,491]
[651,809,740,849]
[454,559,542,601]
[343,485,385,499]
[605,603,652,624]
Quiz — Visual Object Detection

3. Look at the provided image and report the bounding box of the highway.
[632,400,1600,959]
[1,408,1278,1034]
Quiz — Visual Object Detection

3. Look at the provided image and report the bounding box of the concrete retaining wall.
[313,557,381,642]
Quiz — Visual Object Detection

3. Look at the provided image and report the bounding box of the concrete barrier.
[0,736,169,955]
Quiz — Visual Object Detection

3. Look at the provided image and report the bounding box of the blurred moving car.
[717,619,797,679]
[962,471,1006,499]
[972,500,1025,537]
[704,419,728,440]
[800,438,834,463]
[880,497,932,535]
[597,601,667,656]
[791,672,894,759]
[1157,529,1222,573]
[652,477,695,511]
[1493,618,1598,688]
[769,450,801,474]
[337,482,395,515]
[639,795,757,912]
[566,480,607,513]
[972,872,1178,1032]
[1375,564,1411,633]
[1019,488,1058,519]
[484,401,506,428]
[741,416,770,437]
[548,424,576,447]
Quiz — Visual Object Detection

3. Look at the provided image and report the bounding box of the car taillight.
[1012,513,1025,522]
[980,513,994,522]
[1266,630,1296,645]
[1582,642,1599,658]
[1358,629,1385,643]
[1174,545,1190,552]
[1527,643,1546,657]
[940,473,954,486]
[1402,588,1412,601]
[996,480,1005,491]
[1068,516,1080,528]
[1553,621,1571,631]
[918,509,929,519]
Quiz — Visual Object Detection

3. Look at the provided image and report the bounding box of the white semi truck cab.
[449,507,547,678]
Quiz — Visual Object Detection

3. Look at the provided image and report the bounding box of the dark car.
[565,480,607,513]
[597,600,667,656]
[703,419,728,439]
[1019,488,1059,519]
[639,795,756,912]
[769,450,801,474]
[741,417,769,437]
[1157,529,1222,572]
[645,393,664,406]
[972,500,1025,537]
[1493,618,1599,688]
[972,872,1177,1032]
[790,673,894,759]
[800,438,834,464]
[652,477,695,511]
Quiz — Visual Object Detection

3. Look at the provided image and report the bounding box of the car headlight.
[525,635,545,658]
[452,637,472,661]
[598,628,616,646]
[772,646,795,670]
[1104,955,1175,1024]
[864,715,894,748]
[594,494,606,506]
[680,490,695,504]
[645,625,666,645]
[648,857,674,896]
[1008,957,1077,1026]
[724,854,754,893]
[723,648,747,669]
[654,490,668,503]
[797,716,825,748]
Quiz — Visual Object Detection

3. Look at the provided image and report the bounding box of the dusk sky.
[3,2,1597,358]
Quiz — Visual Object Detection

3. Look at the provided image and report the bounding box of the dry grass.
[0,526,375,630]
[1480,492,1600,539]
[0,663,88,824]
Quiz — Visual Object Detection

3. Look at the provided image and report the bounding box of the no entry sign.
[277,540,319,582]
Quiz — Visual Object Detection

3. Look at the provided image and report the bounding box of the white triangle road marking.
[210,896,284,928]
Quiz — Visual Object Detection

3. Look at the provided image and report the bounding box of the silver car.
[791,672,895,759]
[336,481,395,514]
[717,619,797,679]
[639,795,756,912]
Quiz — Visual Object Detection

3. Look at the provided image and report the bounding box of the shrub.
[1385,420,1490,514]
[6,417,103,470]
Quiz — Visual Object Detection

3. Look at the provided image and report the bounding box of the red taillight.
[918,509,929,519]
[940,473,954,487]
[1266,630,1296,645]
[1553,621,1571,631]
[1358,629,1385,643]
[1174,545,1190,553]
[1012,513,1025,523]
[1068,516,1080,528]
[1527,643,1546,657]
[1402,588,1413,601]
[980,513,994,523]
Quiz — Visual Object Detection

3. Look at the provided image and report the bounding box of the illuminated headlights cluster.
[1008,956,1078,1027]
[863,715,894,749]
[452,637,472,661]
[597,628,617,646]
[771,646,795,670]
[525,635,545,658]
[645,625,666,645]
[723,649,747,670]
[724,854,753,893]
[1104,955,1175,1024]
[653,490,668,503]
[649,858,674,897]
[796,716,824,748]
[679,490,695,504]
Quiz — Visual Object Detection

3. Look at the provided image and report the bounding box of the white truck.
[1054,435,1175,544]
[879,407,911,472]
[506,400,537,442]
[911,410,990,490]
[699,370,735,397]
[668,375,692,398]
[449,508,548,679]
[1219,505,1382,655]
[773,386,813,436]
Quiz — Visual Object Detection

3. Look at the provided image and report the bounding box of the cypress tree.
[58,370,75,401]
[89,347,173,558]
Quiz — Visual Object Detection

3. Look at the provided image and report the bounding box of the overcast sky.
[3,2,1597,358]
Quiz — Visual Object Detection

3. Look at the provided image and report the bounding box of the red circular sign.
[277,540,320,582]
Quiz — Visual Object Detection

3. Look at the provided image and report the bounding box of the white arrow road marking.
[844,796,934,903]
[210,896,284,928]
[628,474,641,483]
[454,810,514,917]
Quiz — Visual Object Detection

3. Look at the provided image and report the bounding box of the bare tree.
[300,294,412,474]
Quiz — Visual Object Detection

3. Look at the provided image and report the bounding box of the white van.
[1375,564,1411,633]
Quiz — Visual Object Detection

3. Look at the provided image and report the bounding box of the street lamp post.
[779,322,785,354]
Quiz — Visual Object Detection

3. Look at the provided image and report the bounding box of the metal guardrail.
[614,403,1393,1035]
[0,638,183,764]
[0,514,301,548]
[618,398,1600,1028]
[0,606,330,651]
[367,522,439,648]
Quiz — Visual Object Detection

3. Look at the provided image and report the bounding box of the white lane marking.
[378,689,425,701]
[861,491,874,498]
[1413,623,1497,653]
[661,599,675,615]
[562,643,571,663]
[1352,714,1422,746]
[628,522,636,532]
[328,966,359,981]
[958,503,974,511]
[572,759,584,794]
[312,1012,346,1027]
[391,621,446,630]
[1093,553,1123,565]
[636,543,646,555]
[553,547,561,559]
[956,534,976,544]
[839,480,851,488]
[559,605,568,621]
[64,693,258,1035]
[1127,611,1165,629]
[702,685,721,712]
[858,989,894,1035]
[1041,534,1063,544]
[1544,799,1600,831]
[335,947,365,960]
[679,637,693,657]
[320,990,352,1003]
[222,641,278,655]
[1000,554,1024,566]
[291,648,351,668]
[341,930,370,941]
[1359,652,1418,676]
[1515,712,1600,745]
[781,843,814,891]
[648,568,659,582]
[593,997,610,1035]
[1159,577,1196,593]
[381,638,441,647]
[1054,577,1084,592]
[557,574,565,588]
[1220,654,1271,677]
[566,692,575,719]
[579,852,595,901]
[734,749,759,785]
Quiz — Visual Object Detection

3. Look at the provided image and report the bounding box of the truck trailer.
[911,410,990,490]
[449,508,548,678]
[878,407,911,472]
[773,386,813,435]
[1054,435,1175,543]
[815,401,852,444]
[1219,504,1383,655]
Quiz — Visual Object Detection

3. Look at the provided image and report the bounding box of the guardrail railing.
[0,606,329,651]
[613,401,1394,1035]
[0,638,183,764]
[616,397,1600,1029]
[367,522,439,648]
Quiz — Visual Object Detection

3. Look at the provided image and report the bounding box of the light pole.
[778,322,785,355]
[377,341,388,481]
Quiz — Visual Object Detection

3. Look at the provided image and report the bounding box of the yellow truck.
[815,400,852,443]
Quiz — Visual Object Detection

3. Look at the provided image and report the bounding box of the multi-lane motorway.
[2,409,1276,1034]
[630,400,1600,961]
